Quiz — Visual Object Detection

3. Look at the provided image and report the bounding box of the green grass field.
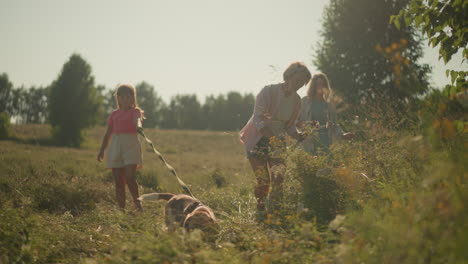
[1,124,466,263]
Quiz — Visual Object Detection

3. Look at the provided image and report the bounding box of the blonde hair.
[114,83,145,119]
[307,72,332,101]
[283,62,312,85]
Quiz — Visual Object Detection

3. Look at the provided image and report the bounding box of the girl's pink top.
[239,83,302,152]
[107,108,141,134]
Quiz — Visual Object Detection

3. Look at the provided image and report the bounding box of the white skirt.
[106,133,142,169]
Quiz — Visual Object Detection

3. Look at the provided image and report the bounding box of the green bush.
[49,54,101,147]
[0,112,10,139]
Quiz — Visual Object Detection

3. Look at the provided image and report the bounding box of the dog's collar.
[184,201,203,214]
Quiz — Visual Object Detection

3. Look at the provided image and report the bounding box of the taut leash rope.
[137,127,195,198]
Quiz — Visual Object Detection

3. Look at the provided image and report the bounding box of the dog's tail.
[138,193,174,201]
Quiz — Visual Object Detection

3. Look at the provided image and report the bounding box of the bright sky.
[1,0,466,102]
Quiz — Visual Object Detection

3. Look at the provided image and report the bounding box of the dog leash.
[137,127,195,198]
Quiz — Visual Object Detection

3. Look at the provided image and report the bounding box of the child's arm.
[97,125,112,162]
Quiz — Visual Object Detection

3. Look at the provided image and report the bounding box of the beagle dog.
[138,193,218,233]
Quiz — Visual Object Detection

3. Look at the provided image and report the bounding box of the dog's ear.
[184,214,205,231]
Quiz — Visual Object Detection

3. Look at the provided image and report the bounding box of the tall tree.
[49,54,101,147]
[0,73,13,114]
[135,81,165,128]
[314,0,431,109]
[0,73,12,139]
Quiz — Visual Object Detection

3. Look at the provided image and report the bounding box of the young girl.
[299,73,353,154]
[239,62,311,218]
[97,84,144,211]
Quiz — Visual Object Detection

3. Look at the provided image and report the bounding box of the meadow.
[0,122,466,263]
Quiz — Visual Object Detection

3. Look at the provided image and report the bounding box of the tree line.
[0,74,49,124]
[0,69,255,131]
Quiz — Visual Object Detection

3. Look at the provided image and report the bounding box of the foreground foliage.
[0,115,466,263]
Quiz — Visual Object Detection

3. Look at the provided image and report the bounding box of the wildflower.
[375,44,383,52]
